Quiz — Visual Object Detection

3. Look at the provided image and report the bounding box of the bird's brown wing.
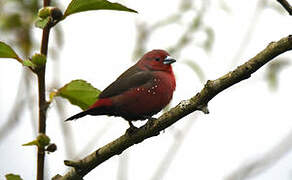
[98,66,153,98]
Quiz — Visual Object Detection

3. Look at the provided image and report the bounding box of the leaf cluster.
[0,0,137,110]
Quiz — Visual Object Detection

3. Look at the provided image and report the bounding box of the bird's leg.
[142,115,157,121]
[143,116,159,135]
[128,121,135,128]
[126,121,138,135]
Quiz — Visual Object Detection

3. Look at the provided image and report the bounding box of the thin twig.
[53,35,292,180]
[36,0,51,180]
[277,0,292,15]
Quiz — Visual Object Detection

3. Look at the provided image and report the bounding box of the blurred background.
[0,0,292,179]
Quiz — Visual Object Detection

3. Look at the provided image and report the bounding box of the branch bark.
[277,0,292,15]
[53,35,292,180]
[37,0,51,180]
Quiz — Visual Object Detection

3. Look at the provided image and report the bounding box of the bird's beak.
[163,56,176,65]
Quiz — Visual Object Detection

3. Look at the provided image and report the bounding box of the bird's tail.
[65,109,93,121]
[65,99,113,121]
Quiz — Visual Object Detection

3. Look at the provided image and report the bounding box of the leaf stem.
[15,56,23,63]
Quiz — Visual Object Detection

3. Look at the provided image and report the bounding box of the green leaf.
[38,7,51,19]
[49,91,57,103]
[22,133,50,148]
[5,174,23,180]
[35,17,50,29]
[64,0,137,19]
[31,53,46,66]
[57,80,101,110]
[38,7,64,22]
[22,139,39,146]
[22,59,36,69]
[0,41,20,60]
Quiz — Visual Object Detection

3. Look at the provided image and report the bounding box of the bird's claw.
[141,115,156,121]
[145,117,160,136]
[126,121,138,135]
[145,116,157,129]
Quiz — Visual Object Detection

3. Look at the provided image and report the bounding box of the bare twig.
[53,35,292,180]
[36,0,52,179]
[277,0,292,15]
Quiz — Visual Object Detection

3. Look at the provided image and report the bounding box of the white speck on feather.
[154,78,160,82]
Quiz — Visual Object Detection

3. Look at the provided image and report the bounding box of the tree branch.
[53,35,292,180]
[277,0,292,15]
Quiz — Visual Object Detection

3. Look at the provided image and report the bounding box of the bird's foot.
[144,116,157,129]
[141,115,156,121]
[144,116,160,136]
[126,121,138,135]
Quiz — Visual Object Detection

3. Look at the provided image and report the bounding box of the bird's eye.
[155,58,160,61]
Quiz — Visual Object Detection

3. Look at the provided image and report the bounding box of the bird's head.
[138,49,176,72]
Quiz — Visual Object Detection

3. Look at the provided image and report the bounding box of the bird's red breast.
[110,69,175,120]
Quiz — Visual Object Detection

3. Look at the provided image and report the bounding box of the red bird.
[66,49,176,128]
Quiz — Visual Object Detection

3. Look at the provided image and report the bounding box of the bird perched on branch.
[66,49,176,128]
